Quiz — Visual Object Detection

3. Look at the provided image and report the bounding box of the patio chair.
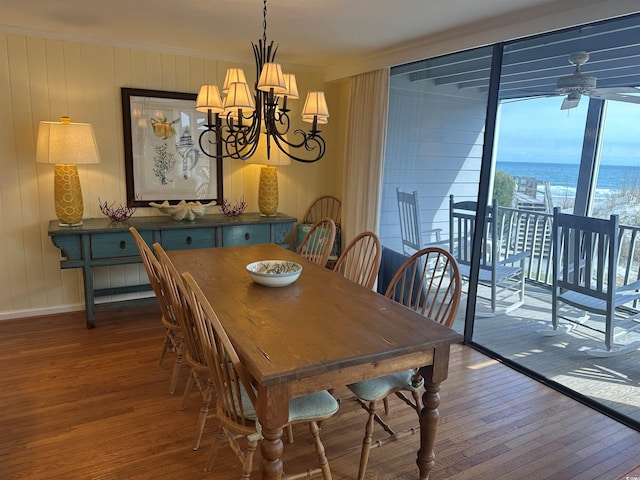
[396,188,445,256]
[539,207,640,357]
[129,227,184,394]
[333,231,382,290]
[296,218,337,267]
[449,195,530,317]
[180,271,339,478]
[346,246,461,480]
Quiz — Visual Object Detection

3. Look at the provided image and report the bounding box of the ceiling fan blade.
[561,93,581,110]
[590,86,640,95]
[584,90,640,104]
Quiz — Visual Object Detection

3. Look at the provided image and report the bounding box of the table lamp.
[248,134,290,216]
[36,116,101,226]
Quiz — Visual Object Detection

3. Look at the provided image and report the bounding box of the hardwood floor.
[2,305,640,479]
[454,283,640,425]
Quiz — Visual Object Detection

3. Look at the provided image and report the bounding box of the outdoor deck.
[453,282,640,425]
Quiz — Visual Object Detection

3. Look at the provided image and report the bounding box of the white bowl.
[246,260,302,287]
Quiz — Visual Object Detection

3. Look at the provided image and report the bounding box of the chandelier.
[195,0,329,164]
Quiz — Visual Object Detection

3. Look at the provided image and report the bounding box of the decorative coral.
[99,199,137,223]
[149,200,215,221]
[219,196,247,217]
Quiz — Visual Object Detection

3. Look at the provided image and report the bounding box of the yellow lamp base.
[54,164,84,226]
[258,166,279,217]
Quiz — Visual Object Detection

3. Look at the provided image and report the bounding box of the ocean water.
[496,161,640,200]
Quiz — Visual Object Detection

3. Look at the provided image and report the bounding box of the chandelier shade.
[280,74,299,99]
[195,0,328,163]
[223,68,247,93]
[224,82,256,114]
[258,63,287,93]
[195,85,224,114]
[301,92,330,121]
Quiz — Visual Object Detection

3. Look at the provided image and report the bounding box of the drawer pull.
[186,236,192,245]
[120,240,126,249]
[244,232,250,240]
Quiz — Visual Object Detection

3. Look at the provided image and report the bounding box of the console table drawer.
[222,224,270,246]
[90,232,147,259]
[162,228,216,250]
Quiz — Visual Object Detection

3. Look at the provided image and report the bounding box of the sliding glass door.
[378,13,640,430]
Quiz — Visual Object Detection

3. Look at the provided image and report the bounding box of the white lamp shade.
[278,74,299,99]
[301,92,330,121]
[248,133,291,166]
[303,115,328,125]
[223,68,247,94]
[36,117,100,165]
[224,82,256,114]
[257,63,287,93]
[196,85,224,113]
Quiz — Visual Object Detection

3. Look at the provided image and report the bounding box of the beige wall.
[0,32,343,319]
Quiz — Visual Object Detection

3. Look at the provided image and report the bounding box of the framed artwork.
[121,87,223,207]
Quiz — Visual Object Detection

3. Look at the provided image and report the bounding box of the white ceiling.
[0,0,563,69]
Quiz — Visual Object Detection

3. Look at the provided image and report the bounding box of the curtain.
[341,68,390,244]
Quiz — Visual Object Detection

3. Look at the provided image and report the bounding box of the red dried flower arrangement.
[99,198,137,223]
[219,196,247,217]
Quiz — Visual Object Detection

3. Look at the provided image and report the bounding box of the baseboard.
[0,303,85,322]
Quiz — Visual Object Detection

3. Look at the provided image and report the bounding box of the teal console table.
[48,213,296,328]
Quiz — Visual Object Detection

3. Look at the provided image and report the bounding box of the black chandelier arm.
[271,128,326,163]
[198,113,262,161]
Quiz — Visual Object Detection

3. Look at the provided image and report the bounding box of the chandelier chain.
[262,0,268,45]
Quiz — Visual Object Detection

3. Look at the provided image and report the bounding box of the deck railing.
[495,206,640,289]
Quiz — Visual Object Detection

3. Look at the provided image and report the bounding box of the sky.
[496,96,640,166]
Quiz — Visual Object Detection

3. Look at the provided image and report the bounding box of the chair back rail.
[553,208,617,301]
[384,246,462,327]
[154,243,209,370]
[302,195,341,225]
[397,188,443,256]
[449,195,530,316]
[296,218,337,267]
[333,231,382,290]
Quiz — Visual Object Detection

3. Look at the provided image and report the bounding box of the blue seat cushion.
[347,369,423,402]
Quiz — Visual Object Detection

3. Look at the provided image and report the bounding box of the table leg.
[257,384,288,479]
[417,378,441,480]
[417,345,451,479]
[260,426,284,479]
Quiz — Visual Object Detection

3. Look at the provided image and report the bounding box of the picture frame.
[121,87,223,207]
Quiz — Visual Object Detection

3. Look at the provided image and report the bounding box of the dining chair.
[297,195,343,264]
[539,207,640,357]
[296,217,337,267]
[180,271,340,478]
[346,246,461,480]
[153,243,214,451]
[302,195,341,225]
[333,231,382,290]
[129,227,184,394]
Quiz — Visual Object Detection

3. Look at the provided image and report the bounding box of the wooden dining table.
[168,243,462,479]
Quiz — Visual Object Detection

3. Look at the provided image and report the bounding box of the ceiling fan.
[556,51,640,110]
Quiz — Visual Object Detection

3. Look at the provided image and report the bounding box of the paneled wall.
[379,74,487,252]
[0,32,342,319]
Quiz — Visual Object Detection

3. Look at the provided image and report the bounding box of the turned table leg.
[261,425,284,479]
[417,344,451,479]
[417,379,441,479]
